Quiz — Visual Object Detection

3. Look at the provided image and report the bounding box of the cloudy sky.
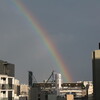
[0,0,100,84]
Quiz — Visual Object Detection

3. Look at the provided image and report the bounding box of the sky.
[0,0,100,84]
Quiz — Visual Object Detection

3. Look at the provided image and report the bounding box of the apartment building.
[0,60,15,100]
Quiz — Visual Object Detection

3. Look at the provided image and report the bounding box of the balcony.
[0,97,14,100]
[0,84,14,89]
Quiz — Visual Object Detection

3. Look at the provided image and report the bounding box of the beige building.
[14,79,20,100]
[19,84,29,99]
[66,94,74,100]
[92,50,100,100]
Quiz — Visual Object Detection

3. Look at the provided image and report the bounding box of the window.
[1,91,6,94]
[1,77,6,81]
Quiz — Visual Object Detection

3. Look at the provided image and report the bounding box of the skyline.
[0,0,100,83]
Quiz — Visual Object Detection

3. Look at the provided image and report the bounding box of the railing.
[0,98,8,100]
[0,97,14,100]
[0,84,14,89]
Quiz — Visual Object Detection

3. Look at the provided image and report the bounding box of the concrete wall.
[29,87,41,100]
[0,60,15,77]
[48,94,57,100]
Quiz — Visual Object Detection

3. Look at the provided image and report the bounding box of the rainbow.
[12,0,73,82]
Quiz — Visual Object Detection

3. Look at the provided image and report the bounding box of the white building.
[77,81,93,95]
[0,60,21,100]
[0,75,14,100]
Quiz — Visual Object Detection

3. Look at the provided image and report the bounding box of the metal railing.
[0,97,14,100]
[0,84,14,89]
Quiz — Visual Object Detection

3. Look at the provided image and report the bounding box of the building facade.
[19,84,29,100]
[0,60,15,77]
[0,75,15,100]
[92,50,100,100]
[0,60,15,100]
[14,79,20,100]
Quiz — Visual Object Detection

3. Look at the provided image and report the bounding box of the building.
[0,75,15,100]
[14,79,20,100]
[0,60,30,100]
[92,49,100,100]
[0,60,15,100]
[29,73,87,100]
[19,84,29,100]
[77,81,93,95]
[0,60,15,77]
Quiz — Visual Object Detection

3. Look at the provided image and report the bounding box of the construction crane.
[28,71,37,87]
[46,70,55,83]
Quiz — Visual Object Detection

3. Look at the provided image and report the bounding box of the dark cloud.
[0,0,100,83]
